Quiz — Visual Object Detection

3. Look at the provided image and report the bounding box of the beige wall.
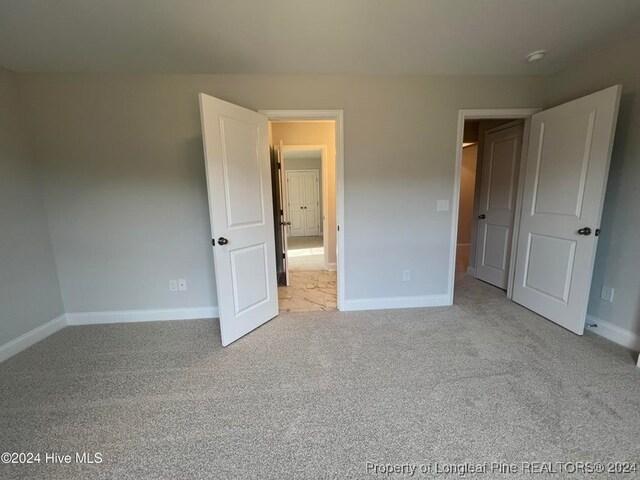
[456,144,477,274]
[272,122,336,265]
[545,23,640,337]
[0,68,64,346]
[16,73,544,311]
[457,144,477,244]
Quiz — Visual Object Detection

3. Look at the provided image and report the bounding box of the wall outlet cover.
[169,279,178,292]
[178,278,188,291]
[402,270,411,282]
[437,199,450,212]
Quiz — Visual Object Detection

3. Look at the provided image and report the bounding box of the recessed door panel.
[532,111,595,217]
[524,234,575,303]
[220,117,265,228]
[230,243,270,314]
[482,224,510,271]
[488,137,518,211]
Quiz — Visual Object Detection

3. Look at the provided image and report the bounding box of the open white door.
[475,122,524,289]
[199,94,279,346]
[512,85,622,335]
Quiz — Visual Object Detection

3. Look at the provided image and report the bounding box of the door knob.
[217,237,229,245]
[478,214,486,219]
[577,227,592,236]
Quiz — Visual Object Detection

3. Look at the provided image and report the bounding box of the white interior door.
[286,171,305,236]
[475,122,524,289]
[302,170,320,236]
[512,85,622,335]
[199,93,279,346]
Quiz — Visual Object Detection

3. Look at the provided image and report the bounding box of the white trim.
[448,108,541,305]
[343,294,449,312]
[585,315,640,351]
[66,307,219,326]
[261,110,345,311]
[0,314,67,363]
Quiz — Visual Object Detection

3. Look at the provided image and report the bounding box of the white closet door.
[475,123,524,289]
[286,171,305,237]
[512,85,622,335]
[303,171,320,236]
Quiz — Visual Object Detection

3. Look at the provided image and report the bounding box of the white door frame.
[281,144,328,264]
[260,110,345,311]
[448,108,541,304]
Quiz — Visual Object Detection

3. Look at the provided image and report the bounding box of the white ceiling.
[1,0,639,75]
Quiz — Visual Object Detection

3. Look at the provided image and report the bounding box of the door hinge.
[277,162,281,169]
[337,225,340,231]
[280,209,283,215]
[211,238,215,246]
[282,253,286,259]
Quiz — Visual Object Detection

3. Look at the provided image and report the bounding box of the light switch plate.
[600,285,614,302]
[437,199,450,212]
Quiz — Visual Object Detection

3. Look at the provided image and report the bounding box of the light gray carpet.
[1,277,639,479]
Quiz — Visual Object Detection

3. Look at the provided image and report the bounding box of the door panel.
[221,118,265,227]
[199,93,278,346]
[531,111,594,217]
[512,85,622,335]
[286,171,305,236]
[303,170,320,235]
[475,123,524,289]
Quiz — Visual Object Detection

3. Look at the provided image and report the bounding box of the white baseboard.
[326,262,337,271]
[466,266,475,276]
[0,314,67,363]
[66,306,219,326]
[586,314,640,351]
[343,294,450,312]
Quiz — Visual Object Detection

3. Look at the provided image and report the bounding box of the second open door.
[512,85,622,335]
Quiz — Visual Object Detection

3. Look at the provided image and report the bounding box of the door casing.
[449,108,541,304]
[261,110,345,311]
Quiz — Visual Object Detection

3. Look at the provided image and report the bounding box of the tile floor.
[278,270,337,312]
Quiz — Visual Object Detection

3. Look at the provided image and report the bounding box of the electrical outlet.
[402,270,411,282]
[600,285,614,303]
[169,279,178,292]
[178,278,188,291]
[437,199,450,212]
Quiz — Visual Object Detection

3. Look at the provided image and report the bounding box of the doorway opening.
[267,118,341,312]
[449,109,539,303]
